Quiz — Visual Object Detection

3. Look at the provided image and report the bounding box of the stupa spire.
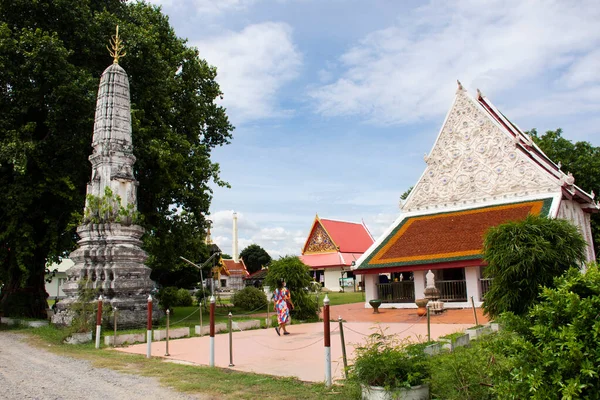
[107,25,126,64]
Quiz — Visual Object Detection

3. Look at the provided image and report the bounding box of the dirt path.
[0,332,201,400]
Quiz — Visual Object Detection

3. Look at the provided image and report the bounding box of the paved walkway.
[115,304,489,384]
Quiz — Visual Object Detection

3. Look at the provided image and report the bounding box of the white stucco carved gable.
[402,88,560,211]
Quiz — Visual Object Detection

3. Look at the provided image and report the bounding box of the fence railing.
[377,281,415,303]
[435,280,467,302]
[480,278,493,298]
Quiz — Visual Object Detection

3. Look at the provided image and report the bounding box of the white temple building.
[353,83,599,309]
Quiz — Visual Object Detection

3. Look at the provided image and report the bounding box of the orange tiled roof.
[222,259,249,276]
[357,198,553,271]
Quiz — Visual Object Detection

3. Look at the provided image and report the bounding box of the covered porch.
[361,265,492,308]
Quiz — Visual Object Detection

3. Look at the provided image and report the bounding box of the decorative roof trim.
[354,195,558,272]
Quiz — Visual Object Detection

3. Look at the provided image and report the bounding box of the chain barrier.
[342,314,426,337]
[248,325,340,352]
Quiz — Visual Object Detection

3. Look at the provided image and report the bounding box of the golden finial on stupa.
[107,25,126,64]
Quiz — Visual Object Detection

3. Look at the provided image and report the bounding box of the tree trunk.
[0,258,48,319]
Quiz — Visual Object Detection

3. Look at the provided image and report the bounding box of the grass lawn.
[316,291,365,307]
[1,323,360,399]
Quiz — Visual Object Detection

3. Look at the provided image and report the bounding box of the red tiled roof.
[357,198,553,271]
[300,252,363,269]
[319,219,374,253]
[222,259,249,276]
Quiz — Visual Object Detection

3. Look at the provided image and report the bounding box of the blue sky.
[146,0,600,258]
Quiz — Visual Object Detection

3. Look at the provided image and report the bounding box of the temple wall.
[557,199,596,262]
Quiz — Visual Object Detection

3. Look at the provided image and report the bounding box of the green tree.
[482,214,587,318]
[491,264,600,399]
[264,256,318,320]
[239,244,271,274]
[530,128,600,259]
[0,0,233,317]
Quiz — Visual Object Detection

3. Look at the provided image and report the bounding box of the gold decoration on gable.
[305,224,337,253]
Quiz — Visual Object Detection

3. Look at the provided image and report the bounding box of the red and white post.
[95,295,103,349]
[209,295,216,367]
[147,294,153,358]
[323,294,331,387]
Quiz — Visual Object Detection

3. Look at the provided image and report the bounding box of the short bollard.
[427,304,431,343]
[147,294,152,358]
[95,295,103,349]
[228,312,234,367]
[338,316,348,379]
[209,295,215,367]
[113,307,118,348]
[165,309,170,356]
[471,296,479,326]
[198,298,204,337]
[323,294,331,387]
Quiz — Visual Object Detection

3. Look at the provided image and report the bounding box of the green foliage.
[400,186,413,200]
[176,288,193,307]
[490,264,600,399]
[0,0,233,316]
[239,244,272,274]
[428,334,502,400]
[264,256,318,320]
[231,286,268,311]
[349,328,428,389]
[83,187,142,225]
[194,287,209,304]
[530,128,600,260]
[156,287,179,312]
[69,279,99,333]
[482,214,587,318]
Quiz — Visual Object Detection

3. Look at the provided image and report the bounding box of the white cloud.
[309,0,600,125]
[194,22,302,122]
[144,0,259,14]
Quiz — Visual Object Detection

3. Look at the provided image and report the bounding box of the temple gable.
[304,222,337,254]
[403,88,558,211]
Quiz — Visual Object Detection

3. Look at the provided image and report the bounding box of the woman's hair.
[277,279,284,289]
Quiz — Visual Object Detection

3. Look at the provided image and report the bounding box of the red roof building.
[354,83,598,309]
[219,258,249,291]
[300,215,374,291]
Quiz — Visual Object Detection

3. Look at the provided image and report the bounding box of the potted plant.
[349,328,429,400]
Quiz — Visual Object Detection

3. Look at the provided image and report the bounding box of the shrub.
[264,256,319,320]
[482,215,587,318]
[349,328,428,390]
[156,287,179,312]
[176,288,193,307]
[232,286,268,311]
[491,264,600,399]
[194,287,209,305]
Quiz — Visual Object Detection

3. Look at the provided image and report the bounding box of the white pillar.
[232,211,239,262]
[414,270,426,299]
[465,266,481,305]
[364,274,378,304]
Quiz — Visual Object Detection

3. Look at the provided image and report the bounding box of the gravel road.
[0,332,203,400]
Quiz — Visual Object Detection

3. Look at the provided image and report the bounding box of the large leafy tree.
[264,256,318,321]
[0,0,233,317]
[482,215,587,318]
[530,128,600,259]
[239,244,271,274]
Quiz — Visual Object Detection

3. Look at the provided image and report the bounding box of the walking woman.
[273,279,292,336]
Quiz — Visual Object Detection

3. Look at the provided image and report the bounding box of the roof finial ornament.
[456,80,464,92]
[557,161,562,170]
[108,25,126,64]
[476,88,484,99]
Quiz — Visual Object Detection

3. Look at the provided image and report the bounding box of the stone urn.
[415,298,429,316]
[368,299,382,314]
